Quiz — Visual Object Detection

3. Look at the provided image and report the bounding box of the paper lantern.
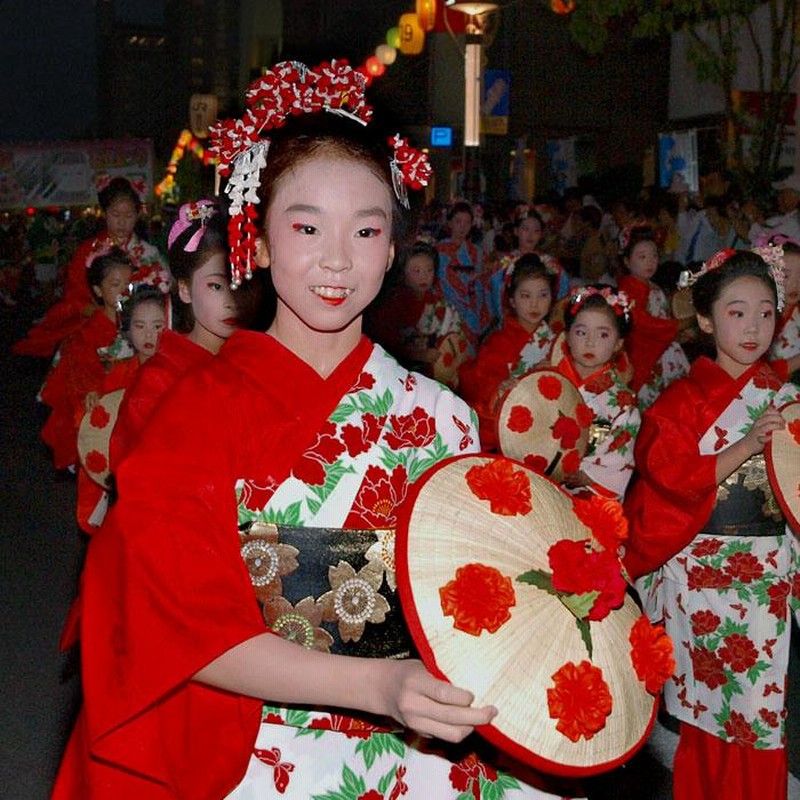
[375,44,397,66]
[365,56,386,77]
[416,0,437,32]
[386,27,401,49]
[398,13,425,56]
[550,0,576,14]
[188,93,218,139]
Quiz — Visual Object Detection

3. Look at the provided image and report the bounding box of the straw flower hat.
[766,400,800,532]
[77,388,125,486]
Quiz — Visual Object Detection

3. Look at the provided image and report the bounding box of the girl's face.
[261,154,395,338]
[178,251,239,353]
[567,307,623,379]
[509,275,552,333]
[448,210,473,243]
[129,299,166,361]
[404,253,435,294]
[782,252,800,308]
[698,275,776,379]
[93,264,133,312]
[625,240,659,281]
[516,217,543,253]
[105,197,138,244]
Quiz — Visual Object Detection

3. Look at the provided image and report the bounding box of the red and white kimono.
[624,357,800,800]
[458,318,555,452]
[53,331,577,800]
[617,274,689,409]
[547,335,640,500]
[770,304,799,367]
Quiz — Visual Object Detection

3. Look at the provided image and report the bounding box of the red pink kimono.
[546,335,640,500]
[770,304,799,369]
[617,274,690,409]
[13,232,168,358]
[624,357,800,800]
[53,331,574,800]
[458,318,555,451]
[40,311,119,470]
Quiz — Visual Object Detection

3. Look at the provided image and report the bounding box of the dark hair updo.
[506,253,556,299]
[86,246,134,301]
[692,250,778,317]
[120,284,167,333]
[621,224,658,262]
[564,284,632,338]
[98,177,141,212]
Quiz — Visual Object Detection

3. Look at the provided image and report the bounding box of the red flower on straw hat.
[89,405,111,429]
[560,449,581,474]
[629,615,675,694]
[572,494,628,554]
[537,374,562,400]
[440,563,516,636]
[85,450,108,474]
[788,418,800,445]
[547,660,613,742]
[552,414,581,449]
[465,458,532,516]
[507,405,534,433]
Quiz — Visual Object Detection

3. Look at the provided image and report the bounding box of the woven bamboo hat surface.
[766,400,800,532]
[496,368,590,483]
[77,388,125,486]
[396,454,659,777]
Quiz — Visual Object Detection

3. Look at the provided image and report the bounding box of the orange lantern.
[398,13,425,55]
[416,0,437,32]
[365,56,386,77]
[550,0,576,14]
[188,93,218,139]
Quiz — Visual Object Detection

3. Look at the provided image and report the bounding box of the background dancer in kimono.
[546,285,640,501]
[768,236,800,380]
[623,248,800,800]
[53,60,580,800]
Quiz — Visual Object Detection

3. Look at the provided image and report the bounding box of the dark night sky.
[0,0,163,142]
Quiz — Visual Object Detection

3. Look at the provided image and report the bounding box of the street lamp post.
[446,1,499,203]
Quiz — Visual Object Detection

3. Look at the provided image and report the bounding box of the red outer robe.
[40,311,118,470]
[110,330,212,470]
[617,274,680,393]
[53,332,378,799]
[622,357,780,578]
[459,316,539,451]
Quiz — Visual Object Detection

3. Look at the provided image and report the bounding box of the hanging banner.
[546,137,577,196]
[658,129,699,194]
[481,69,510,136]
[0,139,154,210]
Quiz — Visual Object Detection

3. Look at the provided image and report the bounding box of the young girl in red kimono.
[546,286,640,501]
[53,61,578,800]
[768,236,800,378]
[77,284,167,533]
[459,253,556,451]
[624,249,800,800]
[40,248,134,470]
[110,200,245,468]
[616,224,689,408]
[13,177,169,358]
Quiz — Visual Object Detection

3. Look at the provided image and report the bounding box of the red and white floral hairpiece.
[568,285,633,322]
[210,59,432,287]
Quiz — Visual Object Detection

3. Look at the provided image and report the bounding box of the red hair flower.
[507,405,534,433]
[465,458,532,516]
[629,615,675,694]
[547,660,613,742]
[440,563,516,635]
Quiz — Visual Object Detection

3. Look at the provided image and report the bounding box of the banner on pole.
[658,130,699,194]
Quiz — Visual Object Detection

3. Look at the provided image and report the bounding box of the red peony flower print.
[629,615,675,694]
[523,454,549,474]
[690,609,721,638]
[723,551,764,584]
[752,365,782,391]
[85,450,107,474]
[548,539,627,621]
[440,563,516,635]
[507,404,534,433]
[691,538,724,558]
[547,660,613,742]
[583,371,614,395]
[690,647,728,690]
[350,371,376,393]
[576,402,594,428]
[615,390,637,409]
[347,464,408,528]
[537,374,562,400]
[240,477,278,511]
[552,414,581,449]
[560,449,582,475]
[89,405,111,428]
[310,713,385,739]
[292,421,346,485]
[718,634,758,673]
[465,458,532,516]
[572,494,628,552]
[723,711,759,747]
[449,753,497,800]
[687,565,732,591]
[788,418,800,445]
[759,708,780,728]
[608,430,632,452]
[357,792,383,800]
[341,413,385,458]
[384,407,436,449]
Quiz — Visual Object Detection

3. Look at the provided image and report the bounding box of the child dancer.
[768,236,800,378]
[54,61,577,800]
[616,224,690,408]
[110,200,246,466]
[624,249,799,800]
[366,240,465,388]
[547,286,640,501]
[459,253,556,451]
[40,248,133,471]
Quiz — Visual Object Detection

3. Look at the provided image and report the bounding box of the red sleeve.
[623,383,718,578]
[62,237,97,308]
